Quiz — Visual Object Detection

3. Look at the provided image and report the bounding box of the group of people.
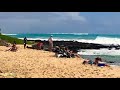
[5,35,81,59]
[82,57,110,67]
[6,36,26,52]
[53,46,80,58]
[4,35,111,68]
[6,37,27,52]
[6,35,53,52]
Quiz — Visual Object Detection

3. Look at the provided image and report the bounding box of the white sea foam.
[2,33,17,35]
[50,33,72,34]
[73,33,89,35]
[19,36,120,45]
[78,49,120,55]
[49,33,89,35]
[77,36,120,45]
[19,38,76,41]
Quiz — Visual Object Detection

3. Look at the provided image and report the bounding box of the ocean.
[3,33,120,66]
[3,33,120,45]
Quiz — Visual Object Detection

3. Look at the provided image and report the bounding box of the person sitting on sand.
[62,47,68,57]
[88,60,93,66]
[82,59,90,65]
[54,46,69,58]
[40,42,44,49]
[54,46,81,58]
[6,43,17,52]
[97,61,110,67]
[94,57,102,65]
[69,50,81,58]
[54,46,60,57]
[82,58,93,65]
[93,57,110,67]
[65,48,75,58]
[96,58,110,67]
[37,41,44,50]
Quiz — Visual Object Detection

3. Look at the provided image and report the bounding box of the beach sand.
[0,45,120,78]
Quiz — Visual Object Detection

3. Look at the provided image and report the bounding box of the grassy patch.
[0,34,33,45]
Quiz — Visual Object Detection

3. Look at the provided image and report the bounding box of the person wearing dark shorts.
[24,37,27,49]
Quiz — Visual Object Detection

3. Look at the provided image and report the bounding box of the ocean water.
[3,33,120,65]
[81,55,120,66]
[78,49,120,66]
[3,33,120,45]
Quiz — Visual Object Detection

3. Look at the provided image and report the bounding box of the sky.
[0,12,120,34]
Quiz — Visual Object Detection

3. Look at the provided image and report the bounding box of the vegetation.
[0,34,33,45]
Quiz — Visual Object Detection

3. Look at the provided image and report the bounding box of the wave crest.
[77,36,120,45]
[2,33,17,35]
[49,33,89,35]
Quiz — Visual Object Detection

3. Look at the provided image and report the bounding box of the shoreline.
[0,45,120,78]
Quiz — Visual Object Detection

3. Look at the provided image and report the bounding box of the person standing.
[24,37,27,49]
[48,35,53,51]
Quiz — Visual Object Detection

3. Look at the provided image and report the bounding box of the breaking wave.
[2,33,17,35]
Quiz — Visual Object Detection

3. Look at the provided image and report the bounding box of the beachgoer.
[37,42,41,50]
[40,42,44,49]
[69,50,75,58]
[37,41,44,50]
[54,46,60,57]
[82,59,89,65]
[94,57,102,65]
[70,50,81,58]
[88,60,93,66]
[24,37,27,49]
[83,59,93,66]
[48,35,53,51]
[6,43,17,52]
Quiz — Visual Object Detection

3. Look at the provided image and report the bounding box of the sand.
[0,45,120,78]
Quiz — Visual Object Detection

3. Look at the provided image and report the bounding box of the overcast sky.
[0,12,120,34]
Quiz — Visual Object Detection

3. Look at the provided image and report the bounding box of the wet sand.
[0,45,120,78]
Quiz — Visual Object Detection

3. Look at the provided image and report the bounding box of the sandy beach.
[0,45,120,78]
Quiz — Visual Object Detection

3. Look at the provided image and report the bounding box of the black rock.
[27,40,110,51]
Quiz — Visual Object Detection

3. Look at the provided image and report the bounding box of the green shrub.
[0,34,33,45]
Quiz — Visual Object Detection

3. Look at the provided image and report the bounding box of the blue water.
[3,33,95,39]
[3,33,120,45]
[81,55,120,66]
[3,33,120,40]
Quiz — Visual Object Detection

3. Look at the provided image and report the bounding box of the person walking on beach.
[24,37,27,49]
[48,35,53,51]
